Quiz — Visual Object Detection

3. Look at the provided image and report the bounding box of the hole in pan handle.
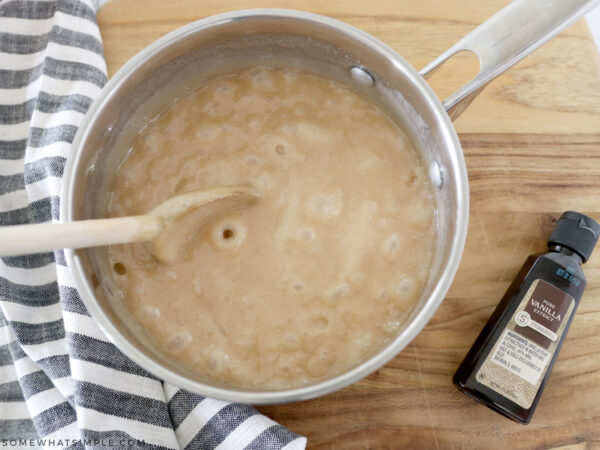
[419,0,599,121]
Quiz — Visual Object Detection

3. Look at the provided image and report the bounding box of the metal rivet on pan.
[429,160,445,188]
[350,66,375,87]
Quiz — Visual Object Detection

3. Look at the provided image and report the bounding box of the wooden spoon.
[0,185,258,264]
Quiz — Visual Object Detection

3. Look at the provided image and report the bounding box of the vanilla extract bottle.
[453,211,600,423]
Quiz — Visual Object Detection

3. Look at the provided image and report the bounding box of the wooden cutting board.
[97,1,600,447]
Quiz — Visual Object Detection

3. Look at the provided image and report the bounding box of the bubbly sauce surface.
[107,67,436,389]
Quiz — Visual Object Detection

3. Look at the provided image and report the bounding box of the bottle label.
[475,279,574,409]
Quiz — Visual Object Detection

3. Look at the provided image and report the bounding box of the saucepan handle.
[420,0,600,120]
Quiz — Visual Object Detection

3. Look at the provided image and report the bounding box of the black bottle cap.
[548,211,600,262]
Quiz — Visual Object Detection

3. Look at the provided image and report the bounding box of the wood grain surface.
[97,1,600,448]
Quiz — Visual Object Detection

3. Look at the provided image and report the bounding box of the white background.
[587,6,600,51]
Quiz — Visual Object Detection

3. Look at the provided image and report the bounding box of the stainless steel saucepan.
[61,0,599,403]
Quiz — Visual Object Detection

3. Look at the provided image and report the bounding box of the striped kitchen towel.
[0,1,307,449]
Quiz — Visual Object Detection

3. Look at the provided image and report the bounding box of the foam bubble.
[298,227,315,242]
[313,316,329,330]
[308,189,343,218]
[382,233,402,260]
[329,282,350,299]
[253,172,275,191]
[280,333,301,351]
[211,220,247,250]
[250,68,273,88]
[196,126,218,140]
[164,270,178,281]
[242,154,261,165]
[193,279,203,296]
[383,320,402,334]
[394,275,415,298]
[283,71,298,83]
[375,288,390,304]
[206,350,229,372]
[136,305,160,326]
[291,281,305,291]
[166,332,192,351]
[278,351,306,374]
[306,349,336,377]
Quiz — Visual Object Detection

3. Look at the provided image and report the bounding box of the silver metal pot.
[61,0,598,404]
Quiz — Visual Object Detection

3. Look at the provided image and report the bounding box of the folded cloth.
[0,1,307,448]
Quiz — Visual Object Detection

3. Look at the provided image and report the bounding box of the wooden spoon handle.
[0,215,159,257]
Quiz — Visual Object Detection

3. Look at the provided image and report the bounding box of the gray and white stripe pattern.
[0,1,307,448]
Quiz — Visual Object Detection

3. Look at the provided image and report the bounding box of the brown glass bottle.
[453,212,599,424]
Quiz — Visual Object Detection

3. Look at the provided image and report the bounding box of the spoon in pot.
[0,185,258,264]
